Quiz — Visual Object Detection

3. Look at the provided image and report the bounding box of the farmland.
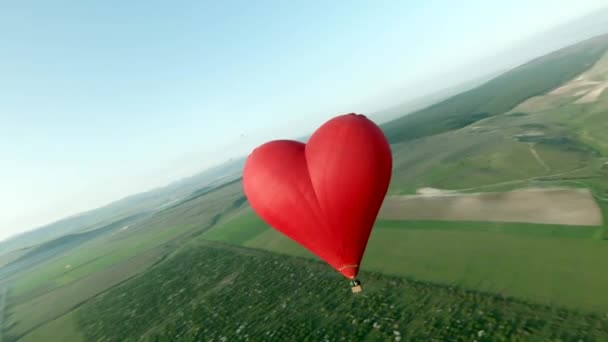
[9,223,194,299]
[68,243,608,341]
[2,32,608,342]
[8,180,245,299]
[201,212,608,313]
[199,79,608,314]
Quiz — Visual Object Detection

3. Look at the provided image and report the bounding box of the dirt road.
[528,144,550,172]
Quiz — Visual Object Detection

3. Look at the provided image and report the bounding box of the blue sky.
[1,0,607,241]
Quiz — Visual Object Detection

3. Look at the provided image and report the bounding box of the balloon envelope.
[243,113,393,279]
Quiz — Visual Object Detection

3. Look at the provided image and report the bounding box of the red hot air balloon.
[243,113,392,292]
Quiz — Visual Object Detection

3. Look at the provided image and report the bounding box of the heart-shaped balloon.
[243,113,392,279]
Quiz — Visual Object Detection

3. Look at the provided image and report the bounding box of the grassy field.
[386,115,596,195]
[202,207,269,245]
[18,310,83,342]
[511,50,608,155]
[201,211,608,312]
[362,227,608,312]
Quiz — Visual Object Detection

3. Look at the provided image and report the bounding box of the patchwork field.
[9,223,195,300]
[380,188,603,225]
[3,33,608,342]
[201,206,608,313]
[56,243,608,341]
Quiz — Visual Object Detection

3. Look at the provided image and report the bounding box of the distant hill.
[370,69,508,124]
[0,157,246,255]
[489,6,608,72]
[370,7,608,126]
[381,34,608,143]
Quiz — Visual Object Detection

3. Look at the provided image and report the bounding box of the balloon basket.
[350,279,362,293]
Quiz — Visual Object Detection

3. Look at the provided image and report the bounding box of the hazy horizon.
[2,0,607,242]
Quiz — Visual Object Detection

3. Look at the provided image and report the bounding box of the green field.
[202,208,269,245]
[19,311,82,342]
